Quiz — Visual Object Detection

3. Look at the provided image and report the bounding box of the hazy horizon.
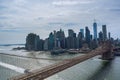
[0,0,120,44]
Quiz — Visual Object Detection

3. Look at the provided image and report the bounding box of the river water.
[0,44,120,80]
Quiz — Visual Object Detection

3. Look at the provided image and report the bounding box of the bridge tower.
[101,41,114,60]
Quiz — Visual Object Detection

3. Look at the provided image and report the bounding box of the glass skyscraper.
[85,26,91,45]
[93,21,97,40]
[80,29,84,38]
[102,25,107,41]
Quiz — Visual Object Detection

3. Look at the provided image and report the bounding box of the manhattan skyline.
[0,0,120,44]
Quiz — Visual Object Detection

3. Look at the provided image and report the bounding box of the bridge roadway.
[10,43,111,80]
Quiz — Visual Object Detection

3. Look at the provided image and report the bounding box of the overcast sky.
[0,0,120,44]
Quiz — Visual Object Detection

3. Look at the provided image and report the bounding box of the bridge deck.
[10,43,111,80]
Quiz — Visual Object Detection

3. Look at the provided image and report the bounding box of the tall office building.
[48,32,54,50]
[25,33,37,50]
[68,29,74,37]
[54,30,57,48]
[44,38,49,50]
[67,29,77,49]
[85,26,91,46]
[93,21,97,40]
[35,35,40,50]
[77,32,83,48]
[80,29,84,38]
[102,25,107,41]
[108,32,111,40]
[99,31,103,41]
[56,29,65,49]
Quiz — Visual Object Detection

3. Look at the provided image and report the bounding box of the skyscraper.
[108,32,111,40]
[67,29,77,49]
[54,30,57,48]
[25,33,37,50]
[80,29,84,38]
[56,29,65,49]
[102,25,107,41]
[44,38,49,50]
[68,29,74,37]
[99,31,103,41]
[77,32,83,48]
[93,21,97,40]
[48,32,54,50]
[85,26,91,46]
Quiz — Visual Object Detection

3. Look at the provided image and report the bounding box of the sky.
[0,0,120,44]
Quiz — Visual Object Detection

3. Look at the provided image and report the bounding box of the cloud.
[64,23,79,27]
[110,8,120,12]
[0,0,120,44]
[0,16,8,19]
[48,22,63,25]
[0,24,4,27]
[0,5,6,10]
[48,22,79,26]
[0,29,21,32]
[38,17,43,20]
[52,0,93,6]
[34,17,45,21]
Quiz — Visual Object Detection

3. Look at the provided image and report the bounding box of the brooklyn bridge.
[10,42,114,80]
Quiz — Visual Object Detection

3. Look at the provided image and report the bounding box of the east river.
[0,44,120,80]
